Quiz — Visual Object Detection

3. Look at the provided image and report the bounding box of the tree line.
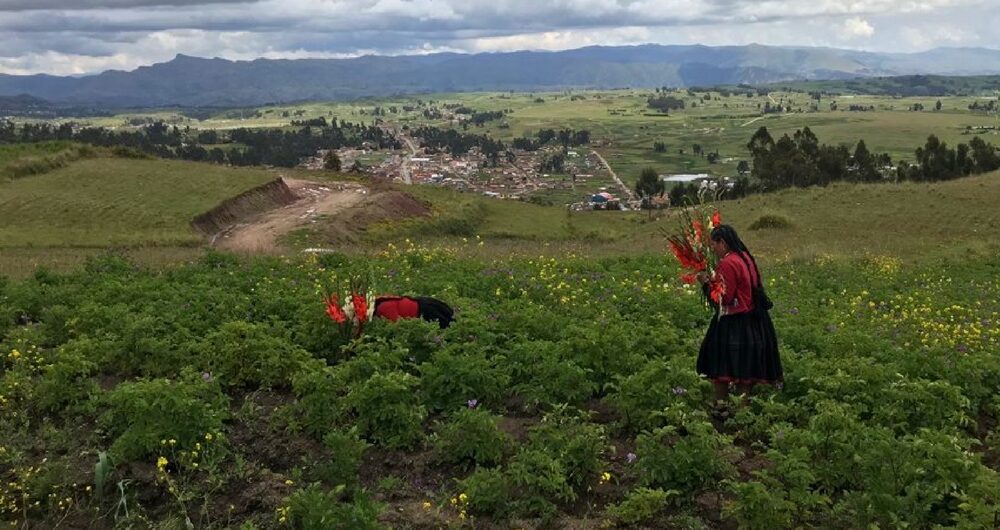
[510,128,590,151]
[747,126,999,190]
[0,119,399,168]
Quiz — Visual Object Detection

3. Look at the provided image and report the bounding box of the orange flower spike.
[711,210,722,227]
[325,295,347,324]
[692,220,704,242]
[351,292,369,325]
[710,279,725,304]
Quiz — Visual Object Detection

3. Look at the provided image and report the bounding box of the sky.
[0,0,998,76]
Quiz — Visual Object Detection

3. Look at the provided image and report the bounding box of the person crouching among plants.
[325,288,454,339]
[373,295,454,329]
[695,224,782,416]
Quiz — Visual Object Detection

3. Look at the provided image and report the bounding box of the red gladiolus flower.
[680,272,699,284]
[351,292,368,325]
[711,210,722,227]
[709,279,725,304]
[692,220,704,243]
[325,294,347,324]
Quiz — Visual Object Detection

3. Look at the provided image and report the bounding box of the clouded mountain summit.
[2,44,1000,108]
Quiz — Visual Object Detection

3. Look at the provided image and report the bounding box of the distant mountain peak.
[2,43,1000,108]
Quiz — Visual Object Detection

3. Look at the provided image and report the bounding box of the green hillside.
[0,156,277,248]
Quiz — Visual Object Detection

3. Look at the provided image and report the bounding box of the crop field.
[43,88,999,187]
[1,235,999,528]
[2,94,1000,528]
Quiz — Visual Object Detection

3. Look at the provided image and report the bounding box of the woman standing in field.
[696,224,782,412]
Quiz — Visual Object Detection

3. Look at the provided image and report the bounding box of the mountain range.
[2,44,1000,108]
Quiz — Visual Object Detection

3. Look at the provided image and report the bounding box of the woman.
[374,295,454,329]
[696,224,782,410]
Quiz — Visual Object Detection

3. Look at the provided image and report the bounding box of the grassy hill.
[361,170,1000,264]
[0,156,277,248]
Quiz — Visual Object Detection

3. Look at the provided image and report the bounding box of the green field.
[2,107,1000,527]
[35,88,997,189]
[0,155,277,247]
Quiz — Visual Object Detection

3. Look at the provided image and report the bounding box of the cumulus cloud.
[843,17,875,38]
[0,0,995,75]
[0,0,254,10]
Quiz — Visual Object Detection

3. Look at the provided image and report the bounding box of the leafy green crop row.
[1,245,998,528]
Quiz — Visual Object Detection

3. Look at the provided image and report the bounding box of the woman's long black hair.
[710,224,763,283]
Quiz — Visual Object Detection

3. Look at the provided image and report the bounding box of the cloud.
[0,0,995,75]
[843,17,875,38]
[0,0,255,10]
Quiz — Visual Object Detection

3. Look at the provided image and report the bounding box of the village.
[307,127,643,210]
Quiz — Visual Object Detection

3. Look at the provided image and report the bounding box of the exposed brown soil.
[211,178,369,253]
[203,178,430,253]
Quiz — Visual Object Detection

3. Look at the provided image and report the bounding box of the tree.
[736,160,750,176]
[852,140,879,182]
[324,151,342,171]
[634,167,665,209]
[935,100,943,111]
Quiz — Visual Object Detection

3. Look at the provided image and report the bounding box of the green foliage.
[198,321,310,389]
[459,468,511,518]
[636,407,737,495]
[33,339,99,414]
[608,358,706,432]
[99,374,229,463]
[527,409,607,490]
[317,428,369,489]
[604,487,676,526]
[506,448,575,519]
[748,213,794,230]
[431,408,511,468]
[285,484,384,530]
[344,371,426,449]
[419,343,510,412]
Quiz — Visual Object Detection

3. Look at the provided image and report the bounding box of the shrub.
[419,344,510,413]
[100,373,228,463]
[344,371,426,449]
[459,468,511,518]
[198,321,310,389]
[527,410,607,490]
[506,448,575,519]
[749,213,793,230]
[284,484,384,529]
[636,407,737,495]
[608,358,706,432]
[33,339,99,414]
[316,428,369,489]
[431,408,511,468]
[604,487,676,526]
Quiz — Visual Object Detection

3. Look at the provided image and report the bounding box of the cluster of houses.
[333,140,629,204]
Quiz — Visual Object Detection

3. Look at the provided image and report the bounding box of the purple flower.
[956,343,969,353]
[672,386,687,396]
[467,399,478,409]
[625,452,637,464]
[201,372,213,382]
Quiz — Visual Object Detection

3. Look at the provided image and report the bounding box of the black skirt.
[697,310,782,385]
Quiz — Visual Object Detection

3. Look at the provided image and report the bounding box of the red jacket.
[714,251,758,315]
[374,296,420,322]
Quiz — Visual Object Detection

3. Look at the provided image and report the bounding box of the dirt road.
[213,178,367,253]
[592,150,636,201]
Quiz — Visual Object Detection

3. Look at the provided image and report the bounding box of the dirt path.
[213,178,368,253]
[592,150,636,201]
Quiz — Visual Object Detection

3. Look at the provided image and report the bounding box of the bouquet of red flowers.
[666,207,725,303]
[323,277,375,338]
